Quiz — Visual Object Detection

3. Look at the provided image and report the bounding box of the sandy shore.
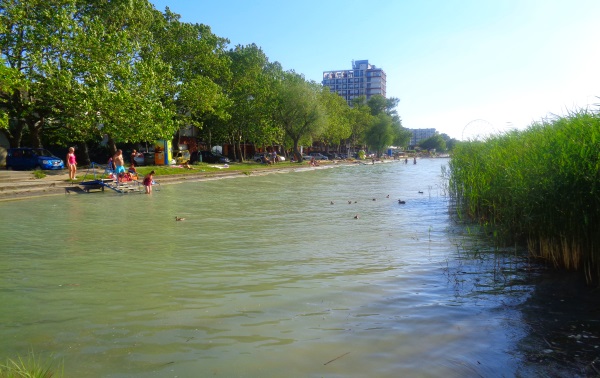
[0,161,355,202]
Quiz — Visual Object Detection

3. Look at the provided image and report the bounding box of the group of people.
[260,151,280,165]
[108,149,154,194]
[66,147,155,194]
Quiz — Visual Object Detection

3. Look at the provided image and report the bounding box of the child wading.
[143,170,155,194]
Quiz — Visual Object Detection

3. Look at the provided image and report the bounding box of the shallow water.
[0,159,555,377]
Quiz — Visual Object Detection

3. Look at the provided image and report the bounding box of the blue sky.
[150,0,600,140]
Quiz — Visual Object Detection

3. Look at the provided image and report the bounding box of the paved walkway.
[0,170,75,200]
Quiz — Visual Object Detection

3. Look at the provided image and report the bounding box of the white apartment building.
[409,128,437,147]
[322,60,387,105]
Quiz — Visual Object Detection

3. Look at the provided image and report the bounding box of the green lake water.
[0,159,559,377]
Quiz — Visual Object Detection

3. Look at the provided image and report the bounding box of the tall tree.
[0,0,79,147]
[72,1,177,153]
[419,133,447,151]
[0,56,23,131]
[347,96,373,152]
[273,72,325,161]
[365,113,394,156]
[319,89,351,152]
[217,44,276,161]
[0,0,178,154]
[365,94,410,152]
[149,7,231,134]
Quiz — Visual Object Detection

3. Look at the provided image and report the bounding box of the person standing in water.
[143,170,155,194]
[66,147,77,180]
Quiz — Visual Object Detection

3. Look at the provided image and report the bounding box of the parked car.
[310,152,328,160]
[133,152,154,166]
[253,153,285,163]
[253,153,268,163]
[324,152,340,160]
[6,147,64,170]
[201,151,230,164]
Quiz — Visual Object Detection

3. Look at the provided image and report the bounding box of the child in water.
[143,170,155,194]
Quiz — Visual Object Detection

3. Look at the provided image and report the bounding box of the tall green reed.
[449,110,600,283]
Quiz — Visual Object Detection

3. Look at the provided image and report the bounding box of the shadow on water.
[447,222,600,377]
[516,271,600,377]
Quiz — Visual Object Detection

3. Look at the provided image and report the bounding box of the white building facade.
[322,60,387,105]
[409,128,437,147]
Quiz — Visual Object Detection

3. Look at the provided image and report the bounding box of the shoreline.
[0,161,360,202]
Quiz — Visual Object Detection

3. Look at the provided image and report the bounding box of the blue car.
[6,147,65,170]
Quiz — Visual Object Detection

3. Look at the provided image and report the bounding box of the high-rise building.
[409,128,437,147]
[322,60,386,105]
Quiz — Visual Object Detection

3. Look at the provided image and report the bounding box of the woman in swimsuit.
[66,147,77,180]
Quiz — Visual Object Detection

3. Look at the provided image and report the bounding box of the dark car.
[310,152,328,160]
[200,151,230,164]
[6,147,65,170]
[133,151,155,166]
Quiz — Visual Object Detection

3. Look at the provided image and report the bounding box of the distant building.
[409,128,437,147]
[322,60,386,105]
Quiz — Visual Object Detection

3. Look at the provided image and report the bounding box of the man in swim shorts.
[113,149,126,176]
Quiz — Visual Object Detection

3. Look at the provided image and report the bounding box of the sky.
[149,0,600,140]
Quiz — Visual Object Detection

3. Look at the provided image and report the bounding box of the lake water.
[0,159,576,377]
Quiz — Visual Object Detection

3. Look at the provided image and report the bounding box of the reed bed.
[448,110,600,283]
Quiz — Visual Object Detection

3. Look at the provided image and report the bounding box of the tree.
[216,44,277,161]
[76,1,179,155]
[392,123,413,149]
[367,94,400,118]
[0,0,179,156]
[365,113,394,156]
[440,133,459,151]
[0,0,79,147]
[149,8,231,134]
[318,89,351,152]
[272,72,325,161]
[0,57,22,131]
[419,133,447,151]
[347,96,373,152]
[360,94,411,154]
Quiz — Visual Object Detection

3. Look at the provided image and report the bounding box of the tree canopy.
[0,1,408,161]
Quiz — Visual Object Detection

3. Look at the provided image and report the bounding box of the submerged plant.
[0,352,62,378]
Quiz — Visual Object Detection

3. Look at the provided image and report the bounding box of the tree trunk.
[28,118,43,148]
[2,122,24,148]
[235,141,243,162]
[292,139,302,162]
[77,141,91,166]
[107,137,117,156]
